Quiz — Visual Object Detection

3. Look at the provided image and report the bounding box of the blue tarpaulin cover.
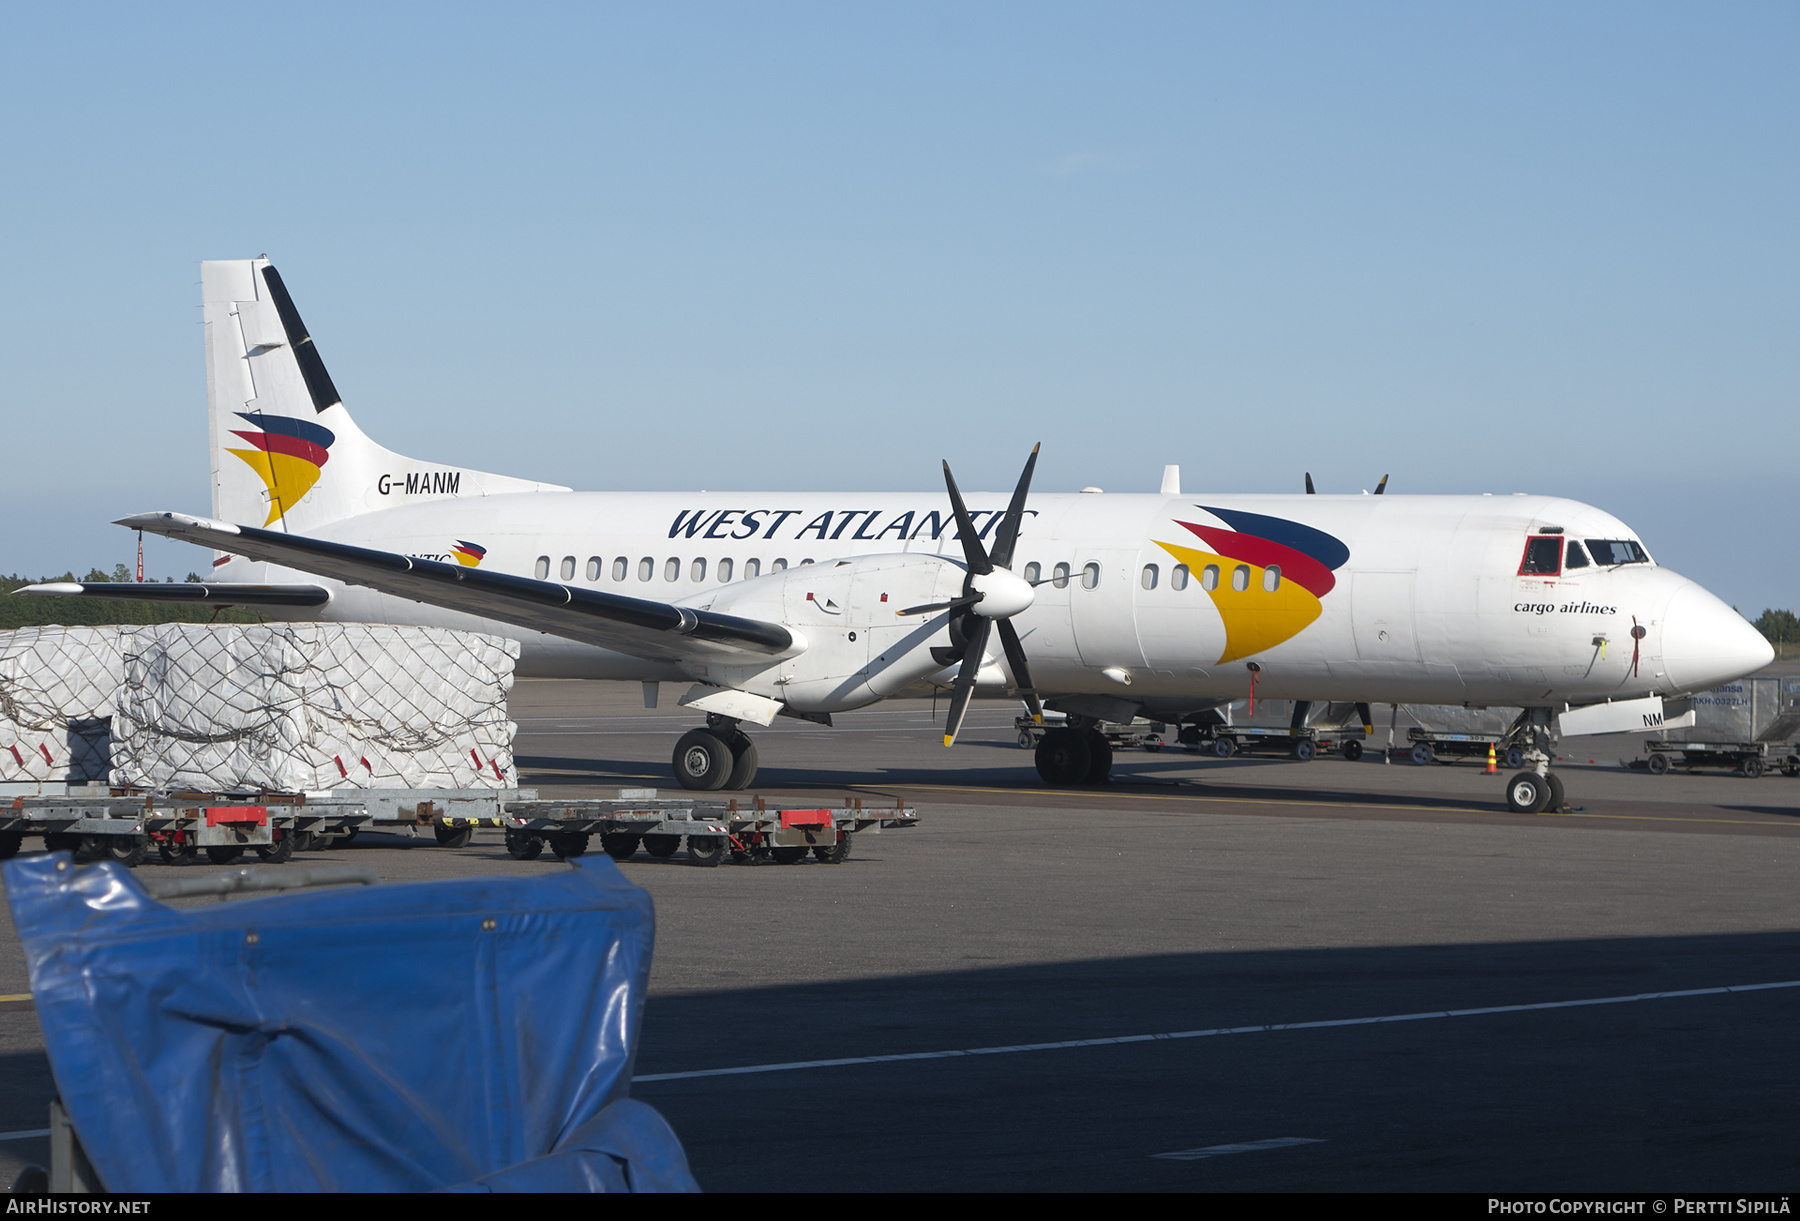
[4,853,699,1192]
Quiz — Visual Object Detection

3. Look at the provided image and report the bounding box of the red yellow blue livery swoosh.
[226,414,336,525]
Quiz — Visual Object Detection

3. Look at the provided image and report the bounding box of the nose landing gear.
[1503,707,1566,814]
[672,715,759,790]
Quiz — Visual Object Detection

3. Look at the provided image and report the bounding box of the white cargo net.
[111,624,519,791]
[0,627,125,782]
[0,623,518,791]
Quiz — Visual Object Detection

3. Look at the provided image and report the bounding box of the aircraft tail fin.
[202,258,567,536]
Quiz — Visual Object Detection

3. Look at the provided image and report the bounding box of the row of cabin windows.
[537,555,816,583]
[533,553,1281,594]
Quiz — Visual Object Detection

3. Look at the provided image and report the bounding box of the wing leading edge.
[117,512,797,664]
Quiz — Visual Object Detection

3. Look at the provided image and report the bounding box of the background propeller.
[923,445,1044,746]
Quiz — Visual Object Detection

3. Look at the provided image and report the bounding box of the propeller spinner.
[898,445,1045,746]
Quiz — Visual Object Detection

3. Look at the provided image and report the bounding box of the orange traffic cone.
[1485,743,1497,774]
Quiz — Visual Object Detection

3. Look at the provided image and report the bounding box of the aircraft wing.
[17,581,331,607]
[116,511,797,664]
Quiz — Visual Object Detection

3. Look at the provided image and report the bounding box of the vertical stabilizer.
[203,258,567,536]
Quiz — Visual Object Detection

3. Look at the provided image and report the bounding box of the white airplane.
[24,258,1772,812]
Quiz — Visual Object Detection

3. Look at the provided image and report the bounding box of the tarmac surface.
[2,678,1798,1191]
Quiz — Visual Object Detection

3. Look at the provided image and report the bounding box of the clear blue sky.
[2,3,1793,612]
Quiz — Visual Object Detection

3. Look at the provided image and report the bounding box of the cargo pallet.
[1,786,918,869]
[1403,728,1527,768]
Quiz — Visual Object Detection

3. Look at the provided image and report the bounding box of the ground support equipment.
[1404,727,1528,769]
[1016,716,1166,752]
[500,792,918,867]
[1636,741,1799,779]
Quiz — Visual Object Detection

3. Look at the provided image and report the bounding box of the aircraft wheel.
[1545,771,1566,812]
[686,835,726,867]
[724,733,759,790]
[601,833,640,860]
[549,833,590,860]
[505,829,543,860]
[1292,740,1317,762]
[771,846,808,865]
[435,824,474,849]
[643,834,681,858]
[1342,740,1363,762]
[205,845,245,866]
[0,832,21,860]
[254,832,294,864]
[1410,743,1434,766]
[673,729,732,791]
[1084,732,1114,784]
[1504,772,1551,815]
[1212,737,1235,759]
[1035,728,1090,786]
[1743,757,1766,779]
[812,833,851,864]
[1647,753,1669,775]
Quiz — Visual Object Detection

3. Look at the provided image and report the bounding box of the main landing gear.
[672,714,759,791]
[1502,707,1566,814]
[1034,722,1114,786]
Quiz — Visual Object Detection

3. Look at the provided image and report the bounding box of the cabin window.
[771,558,788,572]
[664,557,680,581]
[1081,562,1101,590]
[611,557,627,581]
[1263,565,1281,592]
[1564,541,1590,569]
[1052,562,1071,589]
[584,557,601,581]
[534,556,550,580]
[1171,564,1189,591]
[1141,564,1158,590]
[560,556,576,581]
[1024,562,1040,584]
[691,558,707,582]
[637,557,653,581]
[800,558,814,566]
[1519,536,1563,575]
[1201,564,1219,591]
[718,558,733,582]
[1231,564,1250,592]
[744,558,761,578]
[1585,539,1649,566]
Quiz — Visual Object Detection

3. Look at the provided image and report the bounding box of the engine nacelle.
[685,553,972,713]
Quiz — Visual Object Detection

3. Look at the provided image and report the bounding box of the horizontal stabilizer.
[17,582,331,607]
[118,512,797,664]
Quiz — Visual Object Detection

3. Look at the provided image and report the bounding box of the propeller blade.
[1305,472,1315,494]
[896,594,980,617]
[996,618,1042,723]
[943,617,993,746]
[1356,701,1374,735]
[1374,474,1389,495]
[987,443,1040,571]
[941,461,994,577]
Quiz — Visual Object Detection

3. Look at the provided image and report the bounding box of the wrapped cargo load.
[0,627,124,784]
[110,623,518,791]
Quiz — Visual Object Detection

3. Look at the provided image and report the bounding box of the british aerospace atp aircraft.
[25,259,1772,812]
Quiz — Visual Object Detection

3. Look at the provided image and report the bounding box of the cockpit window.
[1564,541,1590,569]
[1586,539,1648,566]
[1519,536,1563,575]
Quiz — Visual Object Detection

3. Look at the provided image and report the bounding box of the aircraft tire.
[1504,771,1551,815]
[602,833,640,860]
[1545,771,1566,812]
[643,834,681,858]
[674,729,733,791]
[724,734,759,790]
[1035,728,1091,786]
[1083,731,1114,784]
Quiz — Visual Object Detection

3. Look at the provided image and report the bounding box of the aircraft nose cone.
[1660,583,1773,693]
